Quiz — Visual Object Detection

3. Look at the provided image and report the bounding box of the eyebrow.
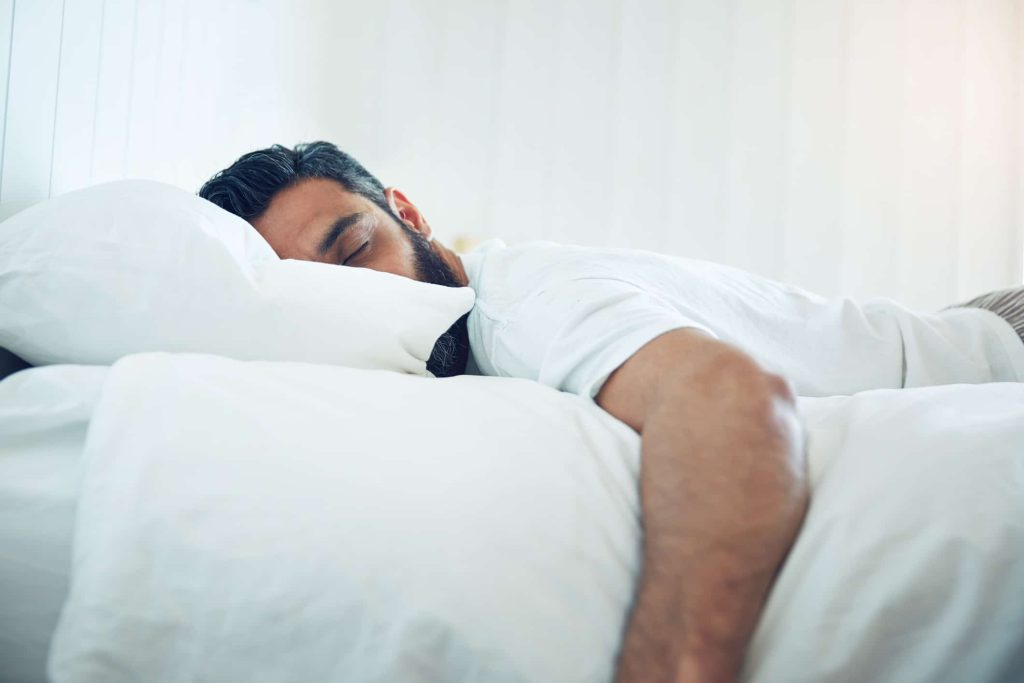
[316,212,364,256]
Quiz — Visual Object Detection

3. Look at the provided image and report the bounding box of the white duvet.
[0,365,108,682]
[49,353,1024,682]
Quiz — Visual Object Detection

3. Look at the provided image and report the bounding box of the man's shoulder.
[467,240,695,330]
[473,240,681,285]
[465,240,711,394]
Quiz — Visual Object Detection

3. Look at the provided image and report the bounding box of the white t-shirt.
[461,240,1024,398]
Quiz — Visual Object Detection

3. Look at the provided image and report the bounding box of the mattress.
[0,365,107,683]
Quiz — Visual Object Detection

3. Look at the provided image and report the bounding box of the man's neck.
[437,244,470,287]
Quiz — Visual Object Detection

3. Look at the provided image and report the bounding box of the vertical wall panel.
[172,0,336,191]
[545,0,619,249]
[725,0,791,278]
[149,0,184,184]
[841,0,907,300]
[320,0,388,169]
[897,0,962,309]
[0,0,15,198]
[0,0,64,203]
[123,0,163,178]
[50,0,103,195]
[377,0,444,199]
[665,0,736,263]
[171,0,220,188]
[780,0,847,297]
[207,0,245,166]
[488,0,561,245]
[373,0,444,198]
[956,0,1019,301]
[606,0,679,252]
[1019,0,1024,283]
[91,0,136,184]
[421,0,505,243]
[181,0,233,188]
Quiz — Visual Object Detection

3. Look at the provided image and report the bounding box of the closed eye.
[318,213,363,257]
[342,241,369,266]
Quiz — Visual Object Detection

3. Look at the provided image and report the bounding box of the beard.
[400,225,471,378]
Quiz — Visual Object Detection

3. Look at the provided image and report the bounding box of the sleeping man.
[200,142,1024,683]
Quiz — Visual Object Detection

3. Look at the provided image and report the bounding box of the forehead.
[251,178,373,259]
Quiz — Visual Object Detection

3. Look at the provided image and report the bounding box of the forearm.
[614,365,807,682]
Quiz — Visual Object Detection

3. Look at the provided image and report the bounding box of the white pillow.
[51,353,642,683]
[0,180,474,374]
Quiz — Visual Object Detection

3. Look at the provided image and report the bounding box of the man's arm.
[596,328,808,683]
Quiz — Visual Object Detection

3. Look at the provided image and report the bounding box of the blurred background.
[0,0,1021,309]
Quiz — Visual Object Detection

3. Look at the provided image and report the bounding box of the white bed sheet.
[0,365,107,683]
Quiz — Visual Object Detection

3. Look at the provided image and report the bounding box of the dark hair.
[198,141,390,220]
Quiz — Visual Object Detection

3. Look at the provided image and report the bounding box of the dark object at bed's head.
[0,346,31,381]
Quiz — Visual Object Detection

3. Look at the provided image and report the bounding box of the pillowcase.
[50,352,642,683]
[0,180,474,374]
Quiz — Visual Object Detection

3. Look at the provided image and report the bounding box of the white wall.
[1,0,1021,309]
[320,0,1024,309]
[0,0,333,203]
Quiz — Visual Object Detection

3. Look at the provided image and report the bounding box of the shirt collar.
[458,238,506,290]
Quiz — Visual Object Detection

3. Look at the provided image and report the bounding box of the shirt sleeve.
[488,276,714,399]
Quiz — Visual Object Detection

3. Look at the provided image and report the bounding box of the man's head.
[199,142,470,377]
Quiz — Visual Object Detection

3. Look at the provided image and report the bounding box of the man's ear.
[384,187,433,241]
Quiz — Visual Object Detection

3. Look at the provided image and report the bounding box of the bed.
[1,354,1022,682]
[1,185,1022,682]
